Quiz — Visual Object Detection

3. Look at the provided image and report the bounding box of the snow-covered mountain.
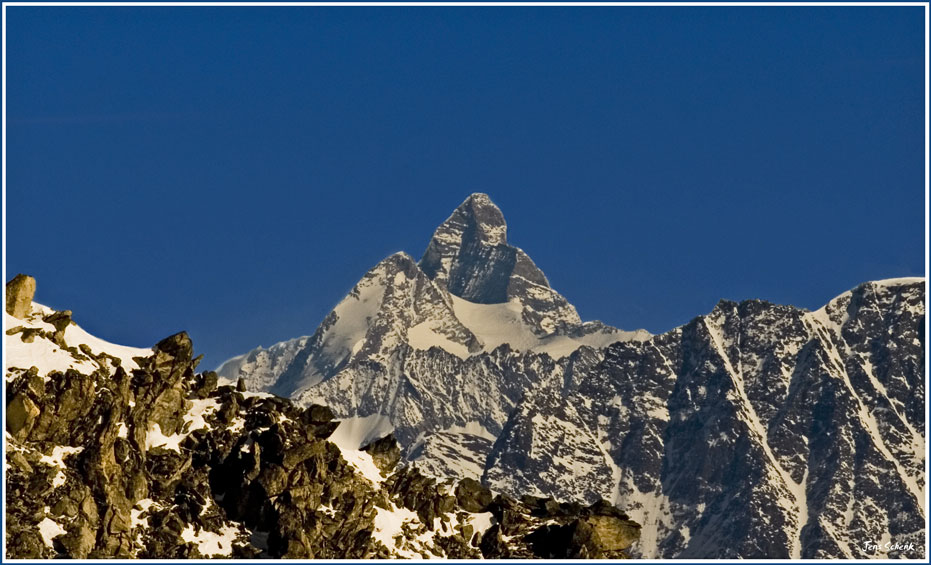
[217,193,650,476]
[485,278,926,559]
[4,278,639,559]
[218,194,926,559]
[218,194,647,400]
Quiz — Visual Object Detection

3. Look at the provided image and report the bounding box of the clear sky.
[4,5,926,369]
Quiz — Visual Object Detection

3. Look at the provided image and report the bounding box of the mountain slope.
[483,278,925,559]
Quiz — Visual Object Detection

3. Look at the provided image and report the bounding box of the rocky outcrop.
[5,297,640,559]
[361,434,402,473]
[479,496,640,559]
[6,274,36,319]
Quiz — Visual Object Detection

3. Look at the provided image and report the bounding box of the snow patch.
[180,524,240,557]
[449,295,646,359]
[4,303,151,379]
[183,398,220,434]
[39,446,83,488]
[329,414,395,450]
[37,517,67,548]
[338,447,385,486]
[407,321,470,359]
[372,504,421,555]
[144,423,184,452]
[465,512,495,536]
[444,421,496,441]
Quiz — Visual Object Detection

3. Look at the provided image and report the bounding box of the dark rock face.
[420,193,522,304]
[5,299,639,559]
[455,478,493,513]
[6,273,36,319]
[361,434,402,473]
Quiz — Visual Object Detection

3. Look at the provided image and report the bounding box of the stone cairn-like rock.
[6,273,36,319]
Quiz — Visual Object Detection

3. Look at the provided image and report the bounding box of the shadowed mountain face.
[218,194,926,559]
[420,193,552,306]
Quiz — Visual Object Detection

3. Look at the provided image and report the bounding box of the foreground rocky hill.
[4,275,640,559]
[219,194,926,559]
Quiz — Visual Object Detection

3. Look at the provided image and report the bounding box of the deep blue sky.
[5,6,926,368]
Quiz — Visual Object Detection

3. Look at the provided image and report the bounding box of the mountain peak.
[416,194,581,333]
[452,192,508,246]
[420,194,523,303]
[375,251,418,272]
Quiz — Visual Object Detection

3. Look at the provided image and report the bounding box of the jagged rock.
[42,310,73,346]
[361,434,401,473]
[455,477,493,512]
[58,522,97,558]
[154,331,193,361]
[301,404,334,423]
[6,393,40,440]
[9,451,34,474]
[6,273,36,319]
[191,371,218,399]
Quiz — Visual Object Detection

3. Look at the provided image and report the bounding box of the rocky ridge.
[4,281,640,559]
[483,278,926,559]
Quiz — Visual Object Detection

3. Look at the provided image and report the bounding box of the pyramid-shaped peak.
[462,192,496,208]
[448,193,508,246]
[421,194,563,311]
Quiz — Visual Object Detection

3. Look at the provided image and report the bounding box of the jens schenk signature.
[862,540,919,555]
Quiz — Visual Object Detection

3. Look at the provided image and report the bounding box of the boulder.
[191,371,218,399]
[7,393,40,440]
[455,477,493,513]
[43,310,73,346]
[301,404,335,424]
[154,332,193,362]
[361,434,401,473]
[579,514,640,554]
[6,274,36,319]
